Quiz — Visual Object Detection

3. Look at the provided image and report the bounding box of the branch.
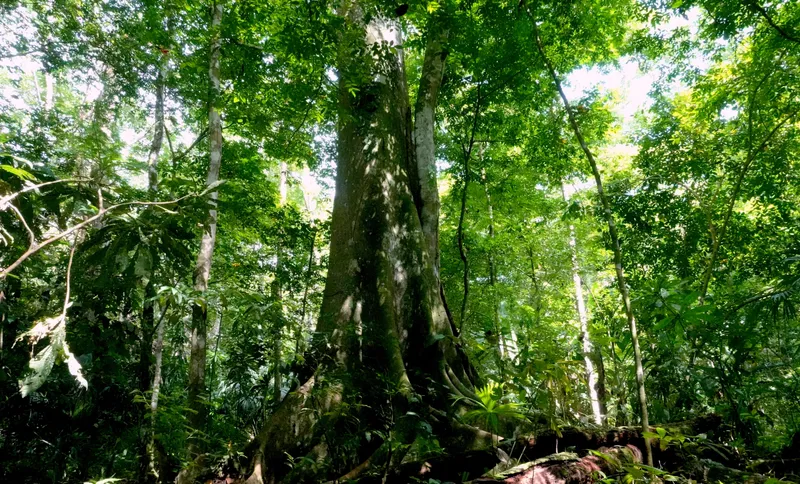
[747,0,800,44]
[7,204,35,247]
[172,128,209,167]
[0,177,87,208]
[63,242,76,316]
[163,123,176,160]
[699,106,799,300]
[1,192,201,279]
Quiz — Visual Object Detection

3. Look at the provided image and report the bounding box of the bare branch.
[0,178,87,208]
[63,242,76,316]
[1,191,202,279]
[7,204,35,247]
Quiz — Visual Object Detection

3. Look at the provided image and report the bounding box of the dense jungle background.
[1,0,800,482]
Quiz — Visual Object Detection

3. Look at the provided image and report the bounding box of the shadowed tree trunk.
[242,7,490,484]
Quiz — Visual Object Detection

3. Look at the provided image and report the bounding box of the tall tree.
[526,8,653,465]
[137,49,168,483]
[185,0,224,461]
[563,183,606,425]
[242,5,485,483]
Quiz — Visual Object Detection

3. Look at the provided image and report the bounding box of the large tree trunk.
[242,8,488,484]
[185,0,223,462]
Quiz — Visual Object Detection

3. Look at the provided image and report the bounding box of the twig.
[63,243,76,316]
[172,128,209,166]
[7,204,35,246]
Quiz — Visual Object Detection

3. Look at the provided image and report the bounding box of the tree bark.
[527,12,652,466]
[185,0,223,461]
[241,7,481,483]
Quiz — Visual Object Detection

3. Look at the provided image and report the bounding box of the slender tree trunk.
[528,13,652,465]
[272,161,287,403]
[412,23,448,276]
[482,171,507,375]
[562,184,606,425]
[297,226,316,357]
[457,159,470,331]
[185,0,223,460]
[698,107,797,302]
[147,61,166,192]
[44,72,54,111]
[137,55,167,483]
[149,304,167,482]
[457,86,481,331]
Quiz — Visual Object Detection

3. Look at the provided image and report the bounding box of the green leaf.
[1,164,35,180]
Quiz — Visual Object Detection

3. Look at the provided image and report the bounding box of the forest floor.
[202,415,800,483]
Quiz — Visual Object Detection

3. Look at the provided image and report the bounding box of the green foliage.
[461,381,525,435]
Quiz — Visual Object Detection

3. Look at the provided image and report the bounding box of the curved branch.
[0,177,87,208]
[1,191,202,279]
[747,0,800,44]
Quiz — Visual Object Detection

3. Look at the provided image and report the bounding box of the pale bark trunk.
[272,162,287,403]
[482,171,507,372]
[562,184,605,425]
[529,14,652,464]
[185,0,223,459]
[149,306,165,456]
[45,72,54,111]
[412,25,448,276]
[137,57,168,482]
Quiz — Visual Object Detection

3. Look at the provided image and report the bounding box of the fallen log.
[474,445,642,484]
[747,457,800,480]
[503,414,724,463]
[384,448,508,483]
